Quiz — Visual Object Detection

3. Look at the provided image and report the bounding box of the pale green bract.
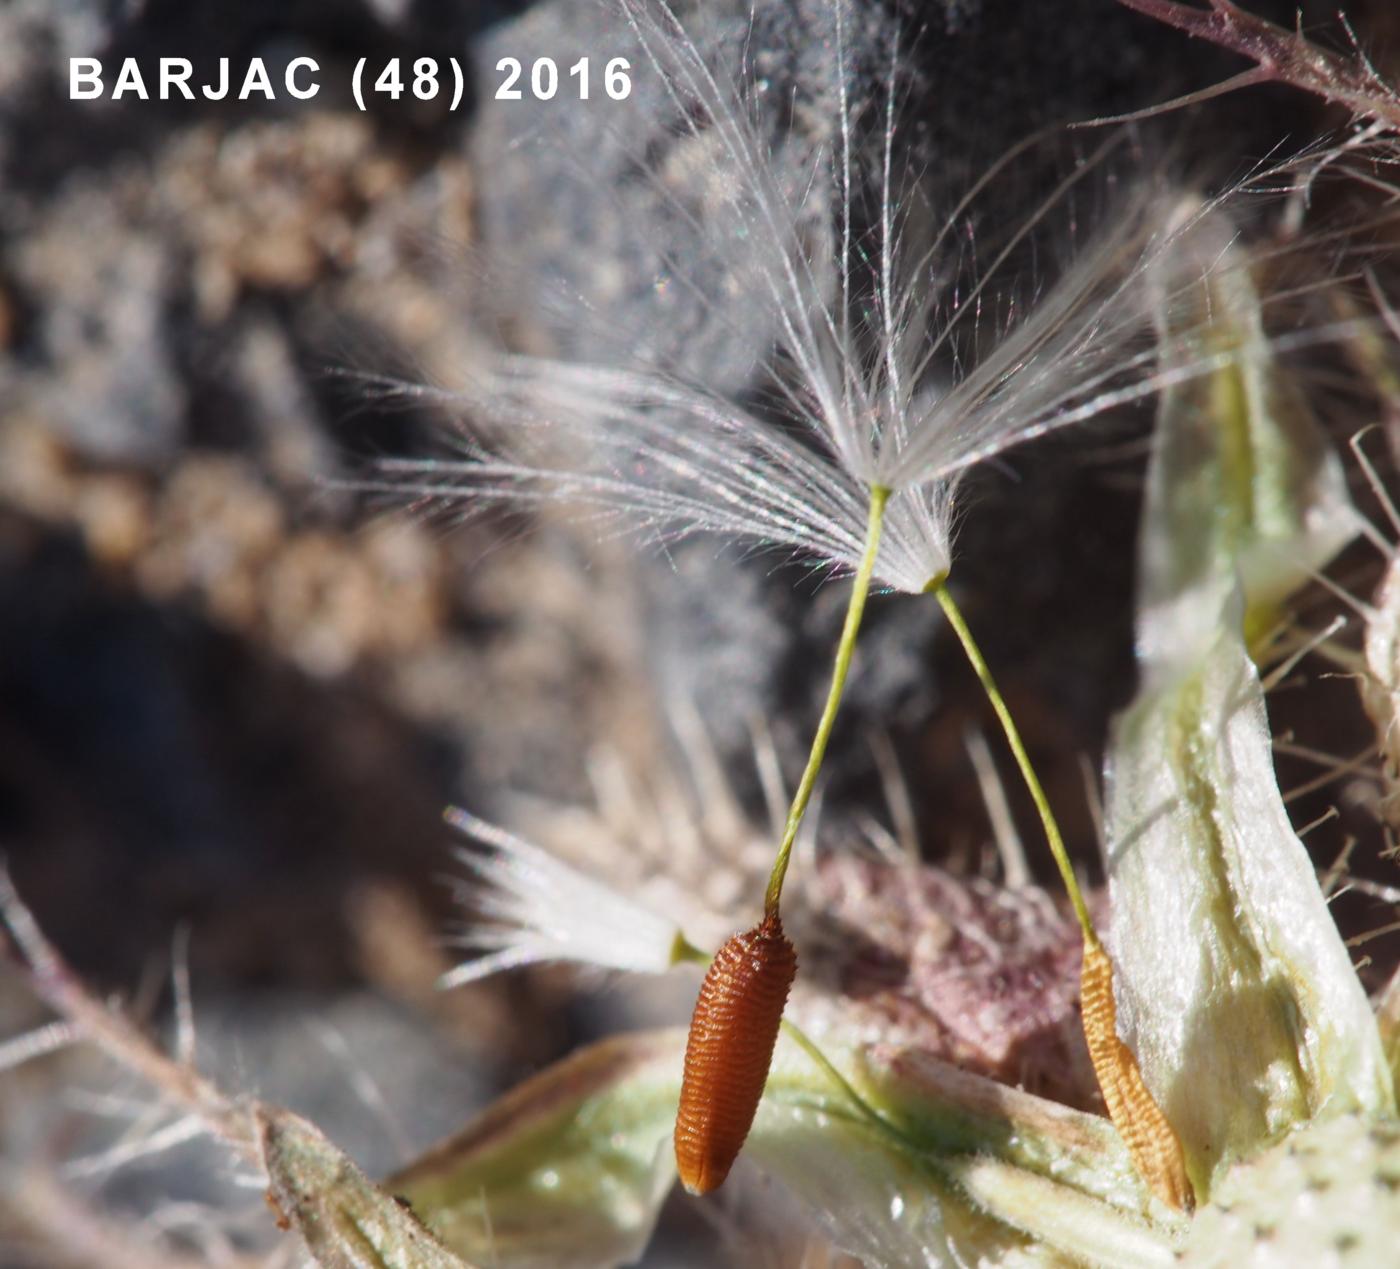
[386,1033,680,1269]
[1104,205,1396,1202]
[1106,617,1395,1196]
[390,1029,1189,1268]
[1136,201,1361,657]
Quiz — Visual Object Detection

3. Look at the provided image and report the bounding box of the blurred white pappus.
[375,0,1261,596]
[439,806,688,988]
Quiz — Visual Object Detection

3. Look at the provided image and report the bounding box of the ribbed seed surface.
[1081,938,1194,1211]
[675,913,797,1195]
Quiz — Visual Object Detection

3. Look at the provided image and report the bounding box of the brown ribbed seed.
[674,913,797,1195]
[1080,938,1194,1211]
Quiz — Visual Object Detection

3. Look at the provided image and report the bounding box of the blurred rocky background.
[0,0,1395,1264]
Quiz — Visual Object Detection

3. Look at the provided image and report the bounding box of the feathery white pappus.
[376,0,1254,596]
[439,807,686,987]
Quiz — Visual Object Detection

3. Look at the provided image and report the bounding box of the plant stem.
[764,486,891,917]
[779,1019,907,1144]
[931,585,1196,1206]
[929,581,1099,946]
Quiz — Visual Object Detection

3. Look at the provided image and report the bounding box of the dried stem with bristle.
[0,867,254,1159]
[0,865,473,1265]
[1114,0,1400,131]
